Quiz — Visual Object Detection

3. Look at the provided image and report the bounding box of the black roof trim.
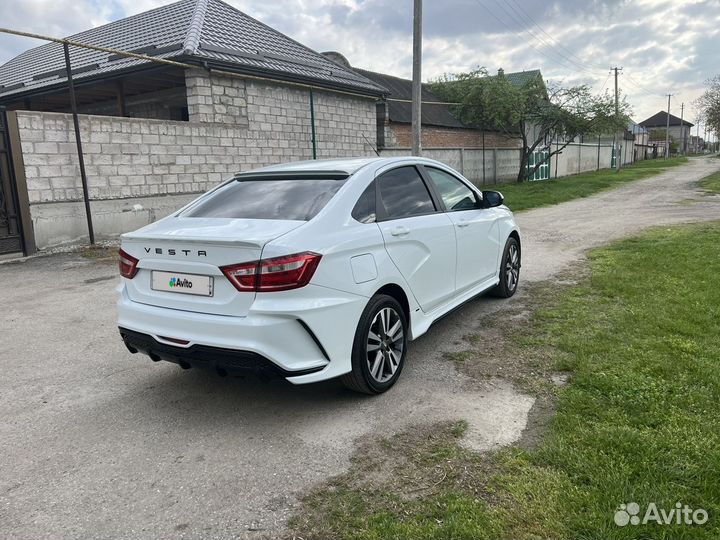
[2,82,24,92]
[107,43,184,62]
[198,44,265,61]
[33,63,102,81]
[234,170,350,181]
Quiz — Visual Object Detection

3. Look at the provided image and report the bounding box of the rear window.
[181,178,346,221]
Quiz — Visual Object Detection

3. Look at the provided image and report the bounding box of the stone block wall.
[14,70,377,248]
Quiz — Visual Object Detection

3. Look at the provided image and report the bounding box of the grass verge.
[488,157,688,212]
[699,170,720,194]
[291,222,720,539]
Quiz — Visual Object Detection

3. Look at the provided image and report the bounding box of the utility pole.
[411,0,422,156]
[63,42,95,245]
[665,94,671,159]
[680,102,685,155]
[612,67,622,172]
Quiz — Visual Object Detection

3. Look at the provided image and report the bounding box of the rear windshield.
[181,178,346,221]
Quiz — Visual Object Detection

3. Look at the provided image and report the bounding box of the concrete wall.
[380,147,522,185]
[381,140,636,187]
[15,71,377,249]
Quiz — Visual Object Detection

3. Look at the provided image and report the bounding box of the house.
[0,0,387,252]
[689,135,704,154]
[322,54,526,150]
[639,111,693,154]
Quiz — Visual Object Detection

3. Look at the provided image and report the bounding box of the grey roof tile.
[0,0,385,99]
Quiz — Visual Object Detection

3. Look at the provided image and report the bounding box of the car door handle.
[456,220,471,228]
[390,226,410,237]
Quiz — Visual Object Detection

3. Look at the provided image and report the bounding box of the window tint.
[180,178,345,221]
[352,182,376,224]
[377,166,436,219]
[425,168,479,211]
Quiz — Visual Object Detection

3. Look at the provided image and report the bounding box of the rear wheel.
[491,236,520,298]
[341,294,407,394]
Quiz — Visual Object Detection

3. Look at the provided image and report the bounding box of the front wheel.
[491,236,520,298]
[341,294,407,394]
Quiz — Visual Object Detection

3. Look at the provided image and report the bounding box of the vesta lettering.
[142,247,208,257]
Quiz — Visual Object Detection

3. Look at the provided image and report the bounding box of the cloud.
[1,0,718,125]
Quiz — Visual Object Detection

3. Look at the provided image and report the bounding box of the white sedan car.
[117,157,521,394]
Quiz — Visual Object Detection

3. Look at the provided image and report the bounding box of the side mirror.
[482,190,504,208]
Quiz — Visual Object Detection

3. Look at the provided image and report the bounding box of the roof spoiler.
[233,170,350,181]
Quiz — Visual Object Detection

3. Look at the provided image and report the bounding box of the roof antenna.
[362,133,380,156]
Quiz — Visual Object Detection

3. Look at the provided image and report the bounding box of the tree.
[431,69,631,182]
[696,75,720,136]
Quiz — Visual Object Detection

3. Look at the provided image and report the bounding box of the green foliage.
[292,222,720,539]
[696,75,720,136]
[431,69,631,181]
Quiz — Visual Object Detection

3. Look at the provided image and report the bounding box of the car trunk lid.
[120,217,305,316]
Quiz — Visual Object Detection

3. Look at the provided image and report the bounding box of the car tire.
[341,294,408,395]
[491,236,520,298]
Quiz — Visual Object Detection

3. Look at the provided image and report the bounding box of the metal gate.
[527,150,551,181]
[0,108,24,255]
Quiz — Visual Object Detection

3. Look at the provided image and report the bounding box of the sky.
[1,0,719,136]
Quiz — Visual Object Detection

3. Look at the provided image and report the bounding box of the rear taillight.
[119,248,139,279]
[221,252,322,292]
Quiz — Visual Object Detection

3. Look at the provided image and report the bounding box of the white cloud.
[1,0,718,126]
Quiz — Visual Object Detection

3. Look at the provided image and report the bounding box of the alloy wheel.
[505,244,520,292]
[366,307,404,383]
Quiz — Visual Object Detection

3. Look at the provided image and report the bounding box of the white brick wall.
[15,73,377,247]
[17,75,376,206]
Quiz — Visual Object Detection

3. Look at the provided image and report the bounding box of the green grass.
[699,171,720,194]
[292,222,720,539]
[490,157,688,212]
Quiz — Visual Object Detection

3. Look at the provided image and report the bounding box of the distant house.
[689,135,704,154]
[323,53,528,150]
[640,111,693,154]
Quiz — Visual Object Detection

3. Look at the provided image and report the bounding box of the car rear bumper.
[119,328,325,379]
[116,284,365,384]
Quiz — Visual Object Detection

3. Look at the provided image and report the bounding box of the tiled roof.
[0,0,386,99]
[354,68,465,129]
[354,67,543,128]
[502,69,542,88]
[640,111,694,128]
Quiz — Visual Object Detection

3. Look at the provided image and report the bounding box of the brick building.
[0,0,387,251]
[322,53,527,151]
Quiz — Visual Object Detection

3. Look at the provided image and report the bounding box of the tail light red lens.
[119,248,139,279]
[221,252,322,292]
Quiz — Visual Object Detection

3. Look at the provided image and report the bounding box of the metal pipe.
[63,42,94,245]
[309,88,317,160]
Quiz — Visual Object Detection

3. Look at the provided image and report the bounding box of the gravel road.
[1,157,718,539]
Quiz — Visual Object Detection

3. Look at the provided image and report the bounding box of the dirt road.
[1,157,718,539]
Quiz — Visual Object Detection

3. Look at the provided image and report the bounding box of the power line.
[623,72,666,99]
[470,0,604,78]
[485,0,599,76]
[503,0,608,72]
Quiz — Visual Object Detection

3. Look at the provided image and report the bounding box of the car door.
[375,165,457,313]
[422,166,501,293]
